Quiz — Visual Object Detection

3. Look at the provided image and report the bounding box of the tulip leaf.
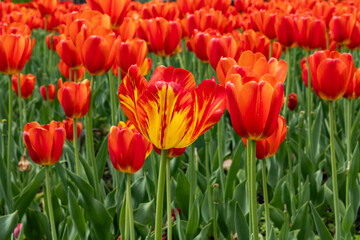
[0,211,19,240]
[311,104,323,160]
[133,200,155,226]
[186,199,199,239]
[95,134,109,180]
[193,222,211,240]
[342,204,355,233]
[225,142,243,201]
[235,202,249,240]
[310,202,332,240]
[13,168,45,218]
[66,168,94,198]
[175,170,190,217]
[23,208,51,240]
[68,188,87,240]
[119,194,126,239]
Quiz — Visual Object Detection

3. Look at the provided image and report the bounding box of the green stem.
[127,174,135,240]
[45,166,57,240]
[176,52,185,69]
[305,51,313,162]
[287,141,296,215]
[73,118,80,175]
[189,144,196,212]
[283,49,291,117]
[298,113,304,200]
[345,99,351,208]
[43,17,47,74]
[49,35,53,81]
[204,131,213,220]
[197,58,202,85]
[17,73,23,149]
[269,40,273,60]
[108,72,116,125]
[155,149,167,240]
[262,160,270,240]
[248,140,259,240]
[329,102,341,240]
[7,75,13,212]
[166,158,172,240]
[217,116,225,200]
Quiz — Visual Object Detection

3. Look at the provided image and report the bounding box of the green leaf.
[193,222,211,240]
[342,204,355,233]
[95,134,109,180]
[186,199,199,239]
[175,170,190,217]
[225,142,242,201]
[0,211,19,240]
[235,202,249,240]
[66,169,94,199]
[309,202,332,240]
[279,210,289,240]
[119,194,126,239]
[68,188,86,240]
[311,104,323,160]
[133,200,155,226]
[174,207,185,240]
[23,209,51,240]
[13,168,45,218]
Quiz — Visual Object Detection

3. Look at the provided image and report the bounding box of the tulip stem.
[155,149,167,240]
[17,73,23,149]
[283,49,291,117]
[204,131,213,220]
[217,116,225,200]
[49,35,53,81]
[247,140,259,240]
[166,157,172,240]
[188,144,196,212]
[329,101,341,240]
[73,118,80,175]
[262,160,270,240]
[126,174,135,240]
[305,51,313,162]
[345,99,351,208]
[269,40,273,60]
[6,75,13,212]
[108,72,116,125]
[45,166,57,240]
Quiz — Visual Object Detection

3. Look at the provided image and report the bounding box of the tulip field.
[2,0,360,239]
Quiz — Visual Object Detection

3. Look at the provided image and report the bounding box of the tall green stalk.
[305,51,313,162]
[283,49,291,117]
[204,131,213,221]
[17,73,23,149]
[217,116,225,200]
[108,72,117,125]
[262,160,270,240]
[188,144,196,212]
[155,149,167,240]
[7,75,13,212]
[126,174,135,240]
[329,102,341,240]
[345,99,351,208]
[269,40,273,60]
[73,118,80,175]
[45,166,57,240]
[166,158,172,240]
[248,140,259,240]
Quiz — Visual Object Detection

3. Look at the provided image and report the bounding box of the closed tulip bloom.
[36,0,58,16]
[343,68,360,99]
[296,16,327,51]
[62,118,83,142]
[58,60,85,82]
[346,21,360,50]
[300,57,309,87]
[23,121,66,166]
[40,84,56,102]
[12,73,36,99]
[56,38,82,69]
[46,34,63,51]
[207,34,240,69]
[275,14,297,49]
[329,14,356,45]
[114,17,138,41]
[312,1,335,28]
[77,33,116,75]
[147,17,182,57]
[177,0,204,16]
[234,0,249,13]
[57,79,91,119]
[252,10,277,40]
[308,50,355,101]
[243,116,287,159]
[108,120,152,173]
[187,29,220,62]
[141,1,180,21]
[0,33,35,75]
[287,92,298,111]
[119,65,226,150]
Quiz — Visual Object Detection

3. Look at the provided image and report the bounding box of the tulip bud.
[14,223,22,239]
[287,92,298,111]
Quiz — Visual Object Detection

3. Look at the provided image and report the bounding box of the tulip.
[56,38,82,69]
[234,0,249,13]
[0,33,35,75]
[296,16,327,51]
[114,17,138,41]
[57,79,91,119]
[146,17,182,57]
[62,118,82,143]
[119,65,226,239]
[287,93,298,111]
[12,73,36,99]
[252,10,277,40]
[177,0,204,16]
[36,0,58,17]
[187,29,220,62]
[141,1,180,20]
[275,14,297,49]
[346,21,360,50]
[206,34,240,69]
[23,121,66,166]
[14,224,22,239]
[58,60,85,82]
[46,34,62,51]
[308,50,354,101]
[344,68,360,99]
[312,1,335,28]
[40,84,56,102]
[329,14,356,45]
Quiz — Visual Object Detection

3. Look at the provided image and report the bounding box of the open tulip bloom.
[119,64,226,239]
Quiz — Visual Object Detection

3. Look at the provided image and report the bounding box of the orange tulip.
[114,38,150,77]
[329,14,356,45]
[76,32,116,75]
[58,60,85,82]
[177,0,204,16]
[87,0,131,28]
[62,118,83,143]
[40,84,56,102]
[36,0,59,17]
[308,50,355,101]
[118,65,226,150]
[234,0,250,13]
[56,38,82,69]
[108,120,152,173]
[57,79,91,119]
[187,29,220,62]
[312,1,335,28]
[0,33,35,75]
[287,93,298,111]
[275,14,297,49]
[147,17,182,57]
[344,68,360,100]
[243,116,287,159]
[225,52,285,140]
[346,21,360,50]
[252,9,277,40]
[141,1,180,21]
[113,17,138,41]
[12,73,36,99]
[23,121,66,166]
[46,34,62,51]
[296,16,327,51]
